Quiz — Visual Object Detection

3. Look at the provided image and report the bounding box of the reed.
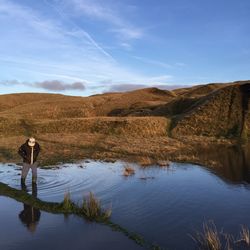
[240,225,250,246]
[123,165,135,176]
[192,221,221,250]
[192,221,250,250]
[157,160,170,167]
[81,192,111,221]
[62,191,111,221]
[138,156,154,166]
[63,192,75,211]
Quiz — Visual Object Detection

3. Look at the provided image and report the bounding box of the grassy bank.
[0,131,234,167]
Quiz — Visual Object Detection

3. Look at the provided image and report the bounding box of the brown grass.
[82,192,111,220]
[192,221,222,250]
[0,131,235,168]
[157,160,170,167]
[0,116,170,138]
[192,221,250,250]
[62,191,111,221]
[172,84,249,139]
[239,225,250,246]
[63,192,75,210]
[138,156,155,166]
[0,87,175,119]
[123,165,135,176]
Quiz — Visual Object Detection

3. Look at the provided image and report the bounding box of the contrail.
[43,0,116,62]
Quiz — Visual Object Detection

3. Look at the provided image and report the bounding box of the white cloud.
[62,0,144,41]
[70,0,122,25]
[0,79,86,91]
[144,75,173,84]
[34,80,85,91]
[133,56,173,69]
[0,0,174,95]
[106,83,191,92]
[119,42,132,51]
[175,62,187,67]
[111,28,143,40]
[133,56,188,70]
[0,0,114,60]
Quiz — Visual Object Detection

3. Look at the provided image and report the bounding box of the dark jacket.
[18,140,40,164]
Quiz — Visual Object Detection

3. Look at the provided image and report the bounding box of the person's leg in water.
[21,179,28,192]
[21,163,30,185]
[31,162,38,184]
[32,182,38,197]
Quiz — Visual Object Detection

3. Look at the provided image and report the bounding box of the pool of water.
[0,159,250,249]
[0,196,141,250]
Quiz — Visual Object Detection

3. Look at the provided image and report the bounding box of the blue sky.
[0,0,250,96]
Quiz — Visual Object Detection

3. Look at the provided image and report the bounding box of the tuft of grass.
[192,221,250,250]
[157,160,170,167]
[123,165,135,177]
[192,221,221,250]
[240,225,250,246]
[62,192,75,211]
[81,192,111,221]
[0,147,15,160]
[223,233,234,250]
[61,191,111,221]
[139,156,154,166]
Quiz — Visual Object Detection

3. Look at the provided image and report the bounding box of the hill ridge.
[1,80,250,140]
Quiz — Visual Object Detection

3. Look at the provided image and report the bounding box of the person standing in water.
[18,137,41,184]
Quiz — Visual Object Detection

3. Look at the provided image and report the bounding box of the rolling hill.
[1,81,250,139]
[0,80,249,165]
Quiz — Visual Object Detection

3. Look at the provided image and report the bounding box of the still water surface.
[0,156,250,249]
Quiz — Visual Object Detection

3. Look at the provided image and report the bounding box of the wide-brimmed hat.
[28,137,36,147]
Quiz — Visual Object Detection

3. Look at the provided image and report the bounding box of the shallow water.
[0,196,141,250]
[0,159,250,250]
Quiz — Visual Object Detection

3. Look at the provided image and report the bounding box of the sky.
[0,0,250,96]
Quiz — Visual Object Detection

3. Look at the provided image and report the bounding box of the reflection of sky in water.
[0,197,141,250]
[0,161,250,250]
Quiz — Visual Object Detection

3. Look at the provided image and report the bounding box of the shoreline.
[0,133,244,168]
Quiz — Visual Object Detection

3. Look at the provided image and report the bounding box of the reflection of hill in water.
[191,144,250,184]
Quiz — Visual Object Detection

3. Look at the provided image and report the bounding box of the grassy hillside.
[0,117,170,137]
[172,83,231,97]
[0,88,175,119]
[0,81,249,165]
[1,81,250,139]
[0,93,63,112]
[171,83,250,139]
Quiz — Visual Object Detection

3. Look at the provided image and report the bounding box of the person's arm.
[36,143,41,156]
[18,144,27,160]
[33,143,41,161]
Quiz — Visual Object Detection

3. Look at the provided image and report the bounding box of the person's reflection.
[19,182,41,233]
